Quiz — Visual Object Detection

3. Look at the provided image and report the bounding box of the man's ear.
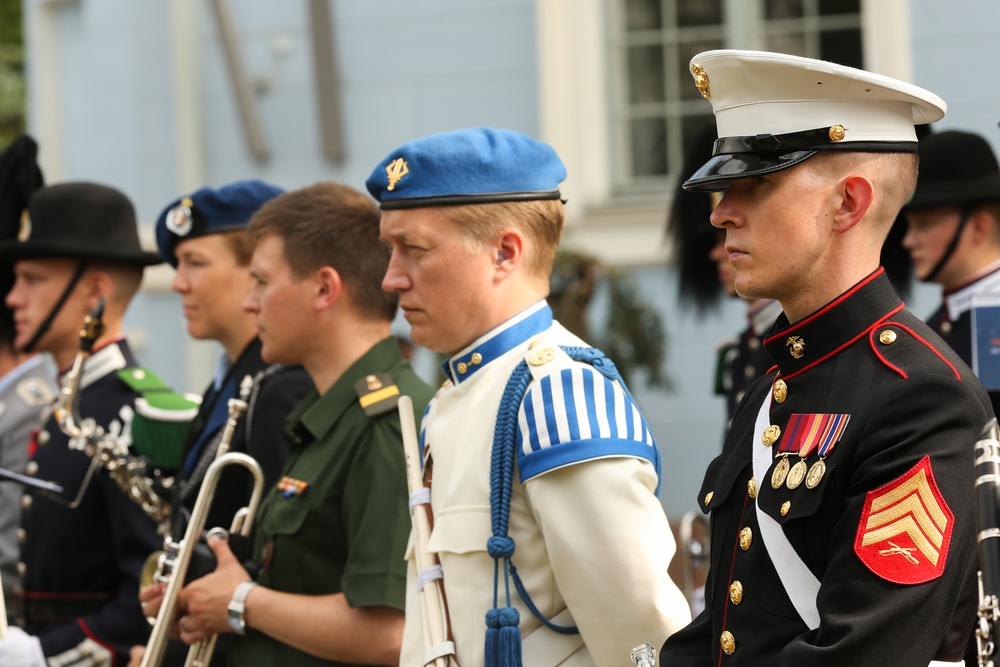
[495,229,525,277]
[315,266,342,310]
[82,268,112,311]
[833,174,875,233]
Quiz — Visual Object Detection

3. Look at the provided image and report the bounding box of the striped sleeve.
[516,363,659,482]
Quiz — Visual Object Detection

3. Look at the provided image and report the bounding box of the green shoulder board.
[354,372,400,417]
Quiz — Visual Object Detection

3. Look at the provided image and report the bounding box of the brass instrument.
[51,297,176,526]
[141,394,264,667]
[975,417,1000,667]
[676,510,710,614]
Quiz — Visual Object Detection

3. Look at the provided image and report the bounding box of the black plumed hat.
[667,121,723,314]
[0,135,45,347]
[0,181,162,266]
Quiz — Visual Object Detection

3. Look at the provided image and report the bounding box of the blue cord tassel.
[485,607,521,667]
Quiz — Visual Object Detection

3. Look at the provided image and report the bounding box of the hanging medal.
[783,413,824,489]
[806,414,851,489]
[770,427,797,489]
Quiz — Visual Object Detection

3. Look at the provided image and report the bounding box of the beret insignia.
[165,197,195,237]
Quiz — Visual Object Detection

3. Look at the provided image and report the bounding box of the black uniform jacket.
[662,269,993,666]
[172,337,311,536]
[20,339,163,660]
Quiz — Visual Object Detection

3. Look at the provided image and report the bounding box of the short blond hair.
[440,199,566,278]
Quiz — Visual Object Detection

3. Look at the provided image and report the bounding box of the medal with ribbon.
[782,413,851,490]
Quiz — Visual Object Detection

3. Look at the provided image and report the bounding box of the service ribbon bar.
[785,413,851,458]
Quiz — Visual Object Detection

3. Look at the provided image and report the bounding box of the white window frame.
[535,0,912,266]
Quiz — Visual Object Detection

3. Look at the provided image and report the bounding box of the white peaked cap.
[683,50,947,192]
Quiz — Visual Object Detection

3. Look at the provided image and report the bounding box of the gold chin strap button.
[829,124,846,142]
[720,631,736,655]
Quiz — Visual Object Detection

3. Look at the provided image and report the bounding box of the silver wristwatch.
[227,581,258,635]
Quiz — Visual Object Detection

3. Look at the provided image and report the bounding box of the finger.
[205,530,238,565]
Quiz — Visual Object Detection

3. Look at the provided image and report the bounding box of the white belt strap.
[752,389,821,629]
[423,641,456,666]
[522,609,584,666]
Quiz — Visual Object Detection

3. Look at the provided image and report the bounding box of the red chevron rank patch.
[854,456,953,584]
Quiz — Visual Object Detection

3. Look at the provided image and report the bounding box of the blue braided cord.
[487,345,624,635]
[509,563,578,634]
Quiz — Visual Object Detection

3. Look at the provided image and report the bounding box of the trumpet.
[140,393,265,667]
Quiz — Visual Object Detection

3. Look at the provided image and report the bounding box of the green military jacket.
[229,337,435,667]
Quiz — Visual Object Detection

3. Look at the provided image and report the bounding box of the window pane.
[631,117,668,177]
[628,45,665,104]
[677,0,722,27]
[820,29,862,68]
[678,38,723,99]
[819,0,860,16]
[625,0,662,31]
[765,32,807,57]
[765,0,803,20]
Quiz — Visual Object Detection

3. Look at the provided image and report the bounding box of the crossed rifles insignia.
[854,456,952,584]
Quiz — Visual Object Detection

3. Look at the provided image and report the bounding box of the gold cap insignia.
[829,125,846,142]
[18,209,31,242]
[165,197,194,237]
[386,158,409,191]
[786,335,805,360]
[691,63,711,99]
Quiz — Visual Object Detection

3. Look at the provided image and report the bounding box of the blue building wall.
[20,0,1000,517]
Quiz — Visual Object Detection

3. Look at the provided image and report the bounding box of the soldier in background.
[0,136,53,626]
[901,129,1000,416]
[131,181,312,666]
[0,183,181,666]
[167,182,434,666]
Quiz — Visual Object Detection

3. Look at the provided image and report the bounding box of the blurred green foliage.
[549,250,670,390]
[0,0,25,147]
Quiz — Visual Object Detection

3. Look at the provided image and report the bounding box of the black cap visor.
[682,150,817,193]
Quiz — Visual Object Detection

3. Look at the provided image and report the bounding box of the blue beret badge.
[386,157,409,191]
[165,197,194,237]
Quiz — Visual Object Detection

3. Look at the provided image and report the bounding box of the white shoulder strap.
[751,384,821,629]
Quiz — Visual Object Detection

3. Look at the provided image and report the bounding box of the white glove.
[0,627,45,667]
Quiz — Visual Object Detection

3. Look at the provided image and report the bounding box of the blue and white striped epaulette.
[512,338,660,483]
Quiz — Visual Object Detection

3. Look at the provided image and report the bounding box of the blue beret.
[365,127,566,209]
[155,179,283,267]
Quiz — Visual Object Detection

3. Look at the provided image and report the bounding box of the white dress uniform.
[0,355,55,620]
[399,301,690,667]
